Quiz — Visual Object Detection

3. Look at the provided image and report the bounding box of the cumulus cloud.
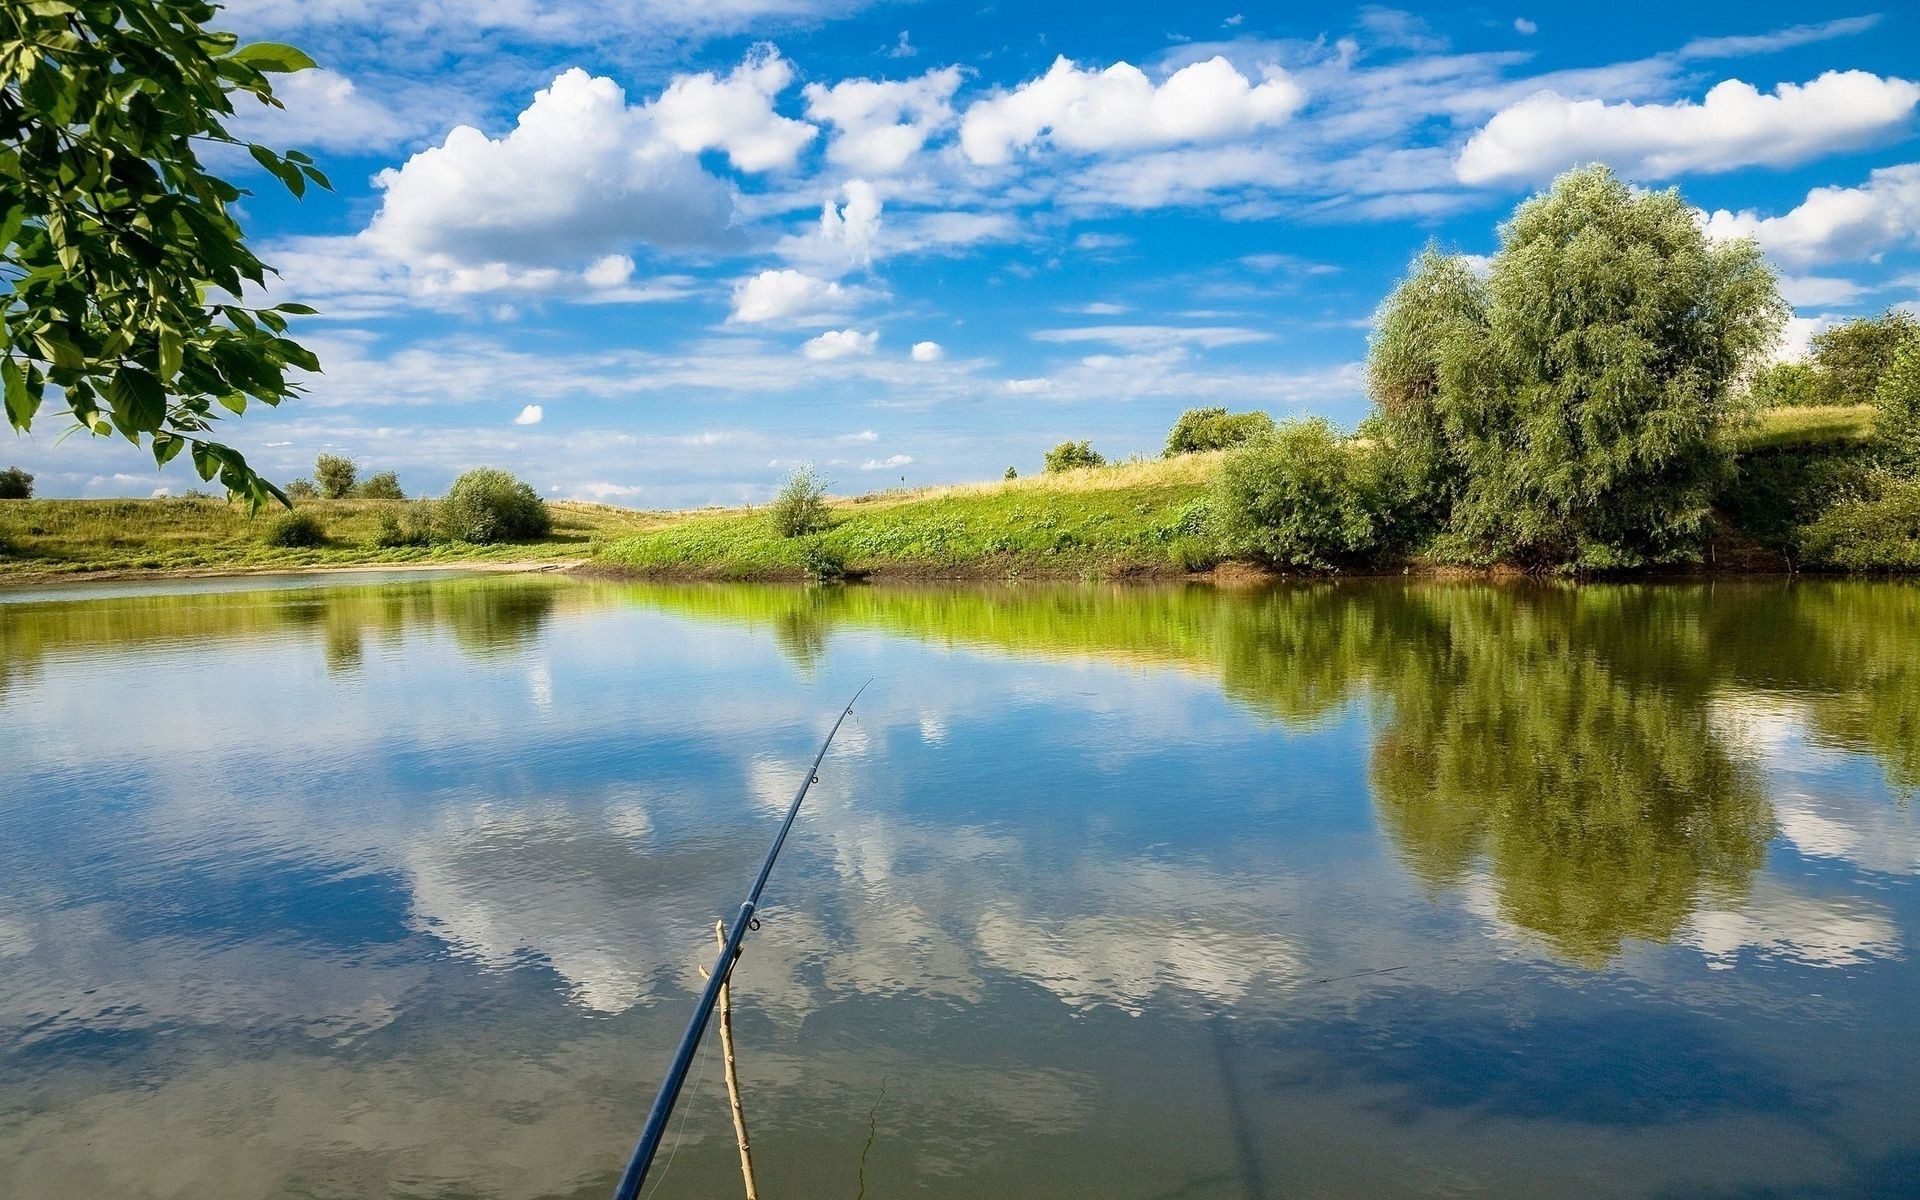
[364,69,737,274]
[514,404,544,425]
[226,68,414,152]
[861,454,913,469]
[792,179,883,272]
[1514,18,1537,35]
[1702,162,1920,267]
[727,269,857,324]
[803,67,962,174]
[1457,70,1920,185]
[802,328,879,360]
[960,55,1305,164]
[647,46,817,172]
[910,340,943,361]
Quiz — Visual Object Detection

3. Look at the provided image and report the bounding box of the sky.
[12,1,1920,504]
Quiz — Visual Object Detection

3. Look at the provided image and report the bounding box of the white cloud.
[1073,232,1132,251]
[1032,324,1272,349]
[514,404,544,425]
[960,55,1305,164]
[1076,301,1129,315]
[802,328,879,360]
[803,67,961,174]
[910,340,944,361]
[583,254,634,288]
[1702,163,1920,267]
[1513,18,1537,36]
[861,454,913,469]
[647,46,817,173]
[1457,70,1920,185]
[1677,15,1881,60]
[727,269,857,324]
[227,68,414,152]
[795,179,883,272]
[1777,275,1864,307]
[364,69,737,274]
[837,429,880,442]
[1005,377,1056,394]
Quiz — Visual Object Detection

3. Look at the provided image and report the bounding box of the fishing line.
[641,1024,715,1200]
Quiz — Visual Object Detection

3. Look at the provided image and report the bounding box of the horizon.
[6,0,1919,505]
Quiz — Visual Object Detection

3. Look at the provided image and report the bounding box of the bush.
[1004,466,1018,480]
[769,464,831,538]
[1876,338,1920,474]
[1809,310,1919,406]
[314,454,358,499]
[284,477,318,501]
[1213,418,1383,569]
[1167,536,1218,571]
[356,470,404,500]
[374,503,435,548]
[1799,478,1920,571]
[263,510,327,548]
[798,538,846,582]
[440,468,551,543]
[0,466,32,498]
[1043,440,1104,473]
[1748,361,1821,409]
[1164,407,1276,456]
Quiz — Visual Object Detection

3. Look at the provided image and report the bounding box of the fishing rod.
[612,681,871,1200]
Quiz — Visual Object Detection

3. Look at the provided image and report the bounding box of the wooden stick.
[700,918,761,1200]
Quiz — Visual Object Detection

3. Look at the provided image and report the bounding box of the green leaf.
[108,366,166,432]
[229,43,317,73]
[158,328,184,379]
[2,358,37,429]
[153,432,186,466]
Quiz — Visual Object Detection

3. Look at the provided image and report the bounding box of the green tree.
[1808,310,1920,406]
[1874,337,1920,473]
[768,463,830,538]
[1043,440,1104,472]
[1368,167,1785,569]
[439,468,550,544]
[313,453,356,498]
[1748,360,1820,409]
[1213,417,1382,568]
[0,464,31,497]
[2,2,329,509]
[1163,406,1276,456]
[283,476,316,501]
[356,469,403,500]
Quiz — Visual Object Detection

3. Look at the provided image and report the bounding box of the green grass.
[598,455,1220,580]
[1730,404,1877,452]
[0,497,668,580]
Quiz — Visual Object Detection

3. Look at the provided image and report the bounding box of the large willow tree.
[2,1,325,507]
[1369,166,1787,570]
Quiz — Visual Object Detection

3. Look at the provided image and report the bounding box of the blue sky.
[14,1,1920,503]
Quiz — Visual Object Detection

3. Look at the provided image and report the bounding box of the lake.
[2,572,1916,1199]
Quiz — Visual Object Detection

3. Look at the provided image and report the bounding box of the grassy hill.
[0,496,668,581]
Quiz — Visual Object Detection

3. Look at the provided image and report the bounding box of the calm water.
[2,574,1917,1199]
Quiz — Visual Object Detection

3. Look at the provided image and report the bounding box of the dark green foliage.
[314,453,356,499]
[283,477,317,500]
[0,2,327,510]
[769,464,831,538]
[1004,466,1018,480]
[440,468,551,544]
[1167,536,1218,571]
[1164,407,1276,456]
[1876,338,1920,474]
[1800,480,1920,571]
[1717,443,1874,554]
[1368,166,1786,570]
[1213,418,1383,569]
[0,466,32,498]
[1749,361,1820,409]
[373,503,434,548]
[798,538,846,582]
[262,509,325,547]
[356,470,403,500]
[1808,310,1919,406]
[1043,440,1104,472]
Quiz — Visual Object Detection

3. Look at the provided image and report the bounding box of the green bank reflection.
[611,578,1919,966]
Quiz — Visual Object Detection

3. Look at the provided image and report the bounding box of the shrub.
[440,468,551,543]
[1164,407,1276,456]
[1213,418,1382,569]
[1167,536,1218,571]
[374,503,435,548]
[1043,440,1104,473]
[1876,338,1920,474]
[1808,310,1919,406]
[356,470,404,500]
[1799,478,1920,571]
[284,477,318,501]
[1748,361,1820,409]
[314,454,358,499]
[1004,466,1018,480]
[798,538,846,582]
[0,466,33,498]
[263,510,327,548]
[769,464,831,538]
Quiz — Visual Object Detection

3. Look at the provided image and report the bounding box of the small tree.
[1213,418,1382,568]
[0,466,33,499]
[356,470,403,500]
[769,464,831,537]
[440,468,550,543]
[314,454,357,499]
[1877,339,1920,474]
[1809,310,1920,406]
[1004,466,1018,480]
[1043,440,1104,473]
[1164,407,1276,456]
[284,477,317,501]
[1748,361,1821,409]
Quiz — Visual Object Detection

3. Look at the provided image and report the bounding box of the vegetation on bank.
[0,496,664,579]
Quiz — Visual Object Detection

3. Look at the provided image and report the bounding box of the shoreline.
[0,558,585,589]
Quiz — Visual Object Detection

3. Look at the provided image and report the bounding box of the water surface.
[2,574,1917,1199]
